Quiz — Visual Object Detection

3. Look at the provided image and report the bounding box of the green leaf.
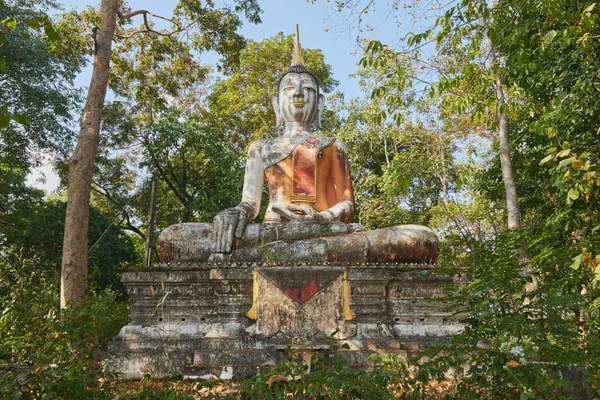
[2,17,17,30]
[0,57,5,71]
[570,254,583,270]
[567,188,580,200]
[559,157,575,167]
[584,3,597,13]
[43,24,58,41]
[542,30,557,50]
[539,154,554,166]
[0,114,9,128]
[12,113,30,125]
[0,33,5,47]
[26,19,40,29]
[544,30,557,43]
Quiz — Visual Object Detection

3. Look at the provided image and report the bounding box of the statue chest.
[264,139,336,212]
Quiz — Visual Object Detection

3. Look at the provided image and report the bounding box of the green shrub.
[15,199,139,298]
[126,386,196,400]
[0,291,129,399]
[409,231,600,400]
[228,347,408,400]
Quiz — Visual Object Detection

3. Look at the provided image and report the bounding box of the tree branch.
[116,9,197,39]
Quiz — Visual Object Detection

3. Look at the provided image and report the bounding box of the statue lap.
[156,221,439,264]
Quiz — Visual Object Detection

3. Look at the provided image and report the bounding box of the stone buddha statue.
[157,26,439,265]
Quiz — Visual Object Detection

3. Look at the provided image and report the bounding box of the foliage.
[94,109,245,229]
[332,62,459,229]
[0,197,134,396]
[0,0,83,245]
[411,231,600,399]
[0,162,44,246]
[228,347,408,400]
[0,291,128,399]
[0,1,73,137]
[0,241,131,364]
[0,249,60,364]
[140,113,245,224]
[9,198,140,296]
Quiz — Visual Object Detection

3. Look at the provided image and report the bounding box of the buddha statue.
[157,26,439,265]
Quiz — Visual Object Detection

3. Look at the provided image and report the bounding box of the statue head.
[273,25,325,130]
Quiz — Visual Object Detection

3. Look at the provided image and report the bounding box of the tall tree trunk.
[493,77,523,230]
[480,6,521,230]
[61,0,117,308]
[479,0,538,295]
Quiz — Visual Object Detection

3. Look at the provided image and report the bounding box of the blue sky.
[62,0,414,99]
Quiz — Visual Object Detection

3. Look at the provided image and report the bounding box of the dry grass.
[102,378,457,399]
[104,379,238,398]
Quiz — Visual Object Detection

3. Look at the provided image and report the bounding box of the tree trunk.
[493,78,522,230]
[480,0,538,295]
[143,176,157,269]
[60,0,117,309]
[480,8,521,230]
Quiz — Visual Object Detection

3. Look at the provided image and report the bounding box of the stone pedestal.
[105,262,465,380]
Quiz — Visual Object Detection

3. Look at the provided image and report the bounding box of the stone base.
[105,262,465,380]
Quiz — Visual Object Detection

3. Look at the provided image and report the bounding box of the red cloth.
[292,136,322,202]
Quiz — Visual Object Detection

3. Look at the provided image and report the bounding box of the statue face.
[278,73,319,124]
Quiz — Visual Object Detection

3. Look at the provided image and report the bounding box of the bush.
[409,231,600,399]
[16,199,139,298]
[228,347,408,400]
[0,292,129,399]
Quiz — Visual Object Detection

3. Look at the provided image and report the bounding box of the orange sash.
[291,137,329,203]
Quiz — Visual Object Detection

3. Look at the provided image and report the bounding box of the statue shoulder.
[332,138,349,157]
[247,139,265,153]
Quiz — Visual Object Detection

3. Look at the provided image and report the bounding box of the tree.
[61,0,118,309]
[0,1,83,246]
[94,109,245,229]
[331,64,459,229]
[60,0,262,308]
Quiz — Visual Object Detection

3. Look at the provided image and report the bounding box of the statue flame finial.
[291,24,304,66]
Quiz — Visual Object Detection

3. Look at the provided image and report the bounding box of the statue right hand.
[212,206,249,253]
